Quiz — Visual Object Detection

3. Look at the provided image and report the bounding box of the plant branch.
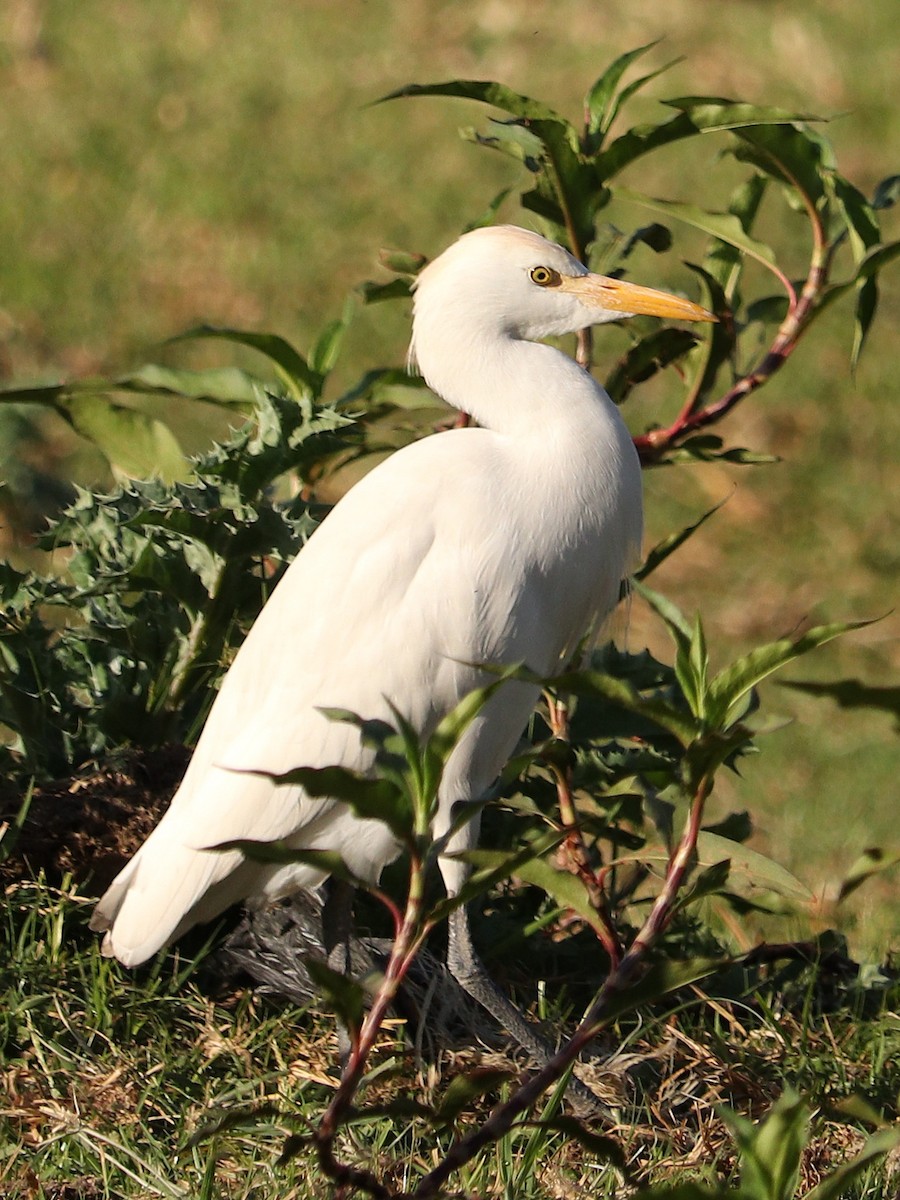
[634,160,831,463]
[409,769,715,1199]
[313,855,429,1198]
[544,693,622,965]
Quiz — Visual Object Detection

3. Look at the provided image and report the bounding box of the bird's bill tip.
[567,273,717,323]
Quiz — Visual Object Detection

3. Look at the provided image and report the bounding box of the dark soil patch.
[0,746,190,895]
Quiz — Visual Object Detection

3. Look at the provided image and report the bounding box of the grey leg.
[322,877,355,1063]
[446,903,607,1117]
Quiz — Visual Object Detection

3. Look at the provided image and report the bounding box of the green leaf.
[552,664,697,746]
[357,278,414,305]
[616,187,778,272]
[805,1127,900,1200]
[872,173,900,210]
[584,41,661,145]
[54,393,187,481]
[378,247,428,274]
[537,1116,625,1164]
[663,97,821,131]
[511,855,614,943]
[636,500,726,581]
[659,435,778,466]
[111,364,262,406]
[211,840,369,890]
[304,956,366,1033]
[832,174,881,263]
[170,325,320,400]
[721,1089,809,1200]
[381,78,570,127]
[309,312,350,377]
[595,955,725,1026]
[705,618,877,729]
[696,832,813,902]
[603,327,698,405]
[728,121,832,208]
[241,763,412,841]
[705,174,769,297]
[431,830,565,922]
[383,79,595,251]
[434,1068,515,1123]
[837,847,900,901]
[462,117,546,171]
[595,98,813,182]
[682,262,735,405]
[851,274,878,369]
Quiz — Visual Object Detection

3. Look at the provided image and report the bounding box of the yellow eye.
[529,265,561,287]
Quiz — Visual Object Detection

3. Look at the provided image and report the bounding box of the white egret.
[91,225,712,1070]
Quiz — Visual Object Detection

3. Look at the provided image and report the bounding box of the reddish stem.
[409,771,715,1199]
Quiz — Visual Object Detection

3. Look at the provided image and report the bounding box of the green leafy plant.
[1,45,899,1200]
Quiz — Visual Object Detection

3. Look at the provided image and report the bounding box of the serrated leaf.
[170,325,319,399]
[697,832,813,901]
[706,618,877,729]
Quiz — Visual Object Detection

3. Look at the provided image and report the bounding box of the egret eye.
[529,265,562,288]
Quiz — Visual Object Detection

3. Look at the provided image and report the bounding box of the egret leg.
[322,877,355,1063]
[446,904,605,1116]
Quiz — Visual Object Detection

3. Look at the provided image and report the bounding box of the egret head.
[411,225,714,351]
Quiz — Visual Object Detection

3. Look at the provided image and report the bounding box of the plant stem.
[408,771,714,1200]
[313,857,428,1198]
[634,196,830,462]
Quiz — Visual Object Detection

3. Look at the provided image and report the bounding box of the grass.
[2,878,899,1198]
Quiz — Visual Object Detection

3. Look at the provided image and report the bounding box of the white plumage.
[92,225,711,976]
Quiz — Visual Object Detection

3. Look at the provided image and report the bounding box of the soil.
[0,746,190,895]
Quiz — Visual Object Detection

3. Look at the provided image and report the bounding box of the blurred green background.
[1,0,898,953]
